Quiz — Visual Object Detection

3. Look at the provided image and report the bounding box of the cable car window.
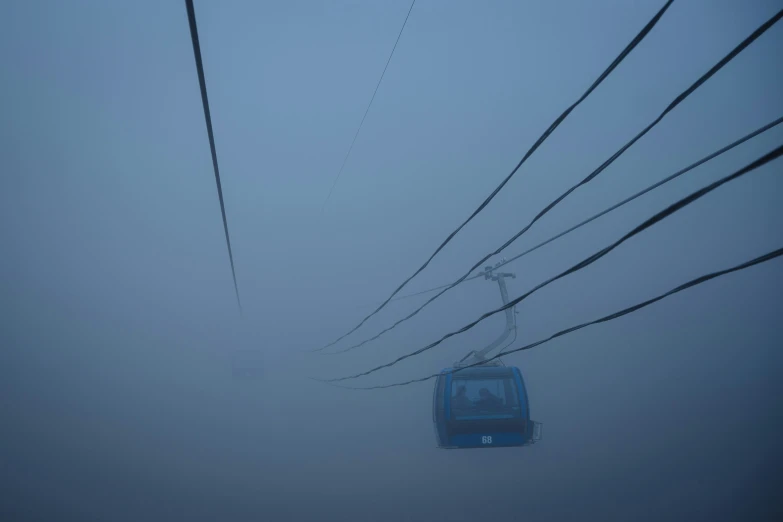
[450,377,520,420]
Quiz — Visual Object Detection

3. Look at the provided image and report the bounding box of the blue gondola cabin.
[432,364,541,449]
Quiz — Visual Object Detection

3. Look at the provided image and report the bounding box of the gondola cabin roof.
[439,365,516,378]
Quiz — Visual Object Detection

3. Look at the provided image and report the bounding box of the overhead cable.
[324,11,783,354]
[328,246,783,390]
[317,0,676,351]
[185,0,242,312]
[321,0,417,214]
[318,142,783,382]
[390,274,484,303]
[387,115,783,304]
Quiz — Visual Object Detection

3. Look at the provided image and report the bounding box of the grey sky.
[1,0,782,520]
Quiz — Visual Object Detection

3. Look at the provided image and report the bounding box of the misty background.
[1,0,782,520]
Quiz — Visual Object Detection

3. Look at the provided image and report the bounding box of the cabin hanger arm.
[456,261,516,367]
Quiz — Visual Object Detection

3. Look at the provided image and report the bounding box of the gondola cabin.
[432,364,541,449]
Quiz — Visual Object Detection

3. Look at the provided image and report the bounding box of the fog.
[2,0,782,520]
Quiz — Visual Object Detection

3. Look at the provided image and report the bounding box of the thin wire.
[327,246,783,390]
[318,0,676,350]
[317,143,783,382]
[390,274,484,303]
[390,115,783,302]
[185,0,242,313]
[321,11,783,354]
[321,0,417,214]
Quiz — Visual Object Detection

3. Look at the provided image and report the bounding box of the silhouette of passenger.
[475,387,504,410]
[452,385,472,411]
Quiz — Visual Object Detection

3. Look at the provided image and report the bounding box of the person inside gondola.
[475,387,504,411]
[452,385,472,411]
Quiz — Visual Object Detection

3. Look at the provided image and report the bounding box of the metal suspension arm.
[456,263,516,366]
[474,272,515,361]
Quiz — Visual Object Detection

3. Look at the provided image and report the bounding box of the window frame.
[449,374,521,420]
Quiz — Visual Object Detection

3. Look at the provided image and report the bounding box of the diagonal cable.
[185,0,242,312]
[387,115,783,303]
[323,11,783,354]
[321,0,417,214]
[328,246,783,390]
[318,0,676,350]
[318,143,783,381]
